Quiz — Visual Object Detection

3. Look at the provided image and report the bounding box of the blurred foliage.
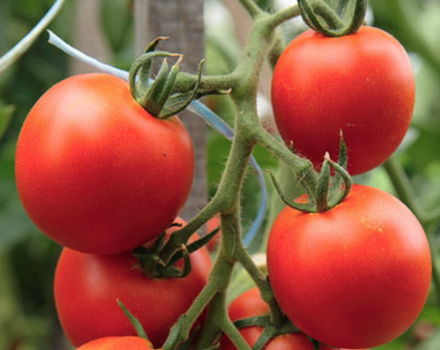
[0,0,440,349]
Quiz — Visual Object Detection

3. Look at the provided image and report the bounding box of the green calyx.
[298,0,368,37]
[233,315,300,350]
[270,133,352,213]
[128,37,205,119]
[132,223,220,279]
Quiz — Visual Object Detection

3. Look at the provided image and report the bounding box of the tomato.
[228,287,270,320]
[267,184,431,348]
[54,223,211,348]
[76,336,154,350]
[222,288,332,350]
[15,73,194,254]
[271,26,415,175]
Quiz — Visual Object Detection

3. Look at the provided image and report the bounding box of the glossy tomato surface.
[16,73,194,254]
[271,26,415,175]
[54,225,211,348]
[222,288,328,350]
[76,336,154,350]
[267,184,431,348]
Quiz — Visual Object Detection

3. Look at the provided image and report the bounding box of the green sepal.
[326,154,352,208]
[132,222,218,279]
[141,57,181,117]
[298,0,368,37]
[316,156,331,212]
[129,50,175,101]
[157,59,205,119]
[234,315,271,329]
[128,40,207,119]
[253,327,275,350]
[138,36,171,92]
[157,245,192,278]
[168,227,220,266]
[116,299,149,340]
[337,129,348,168]
[267,171,316,213]
[332,131,348,192]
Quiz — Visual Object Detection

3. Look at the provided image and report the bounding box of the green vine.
[159,4,307,349]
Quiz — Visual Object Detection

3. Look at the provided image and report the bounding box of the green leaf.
[100,0,133,53]
[0,104,14,139]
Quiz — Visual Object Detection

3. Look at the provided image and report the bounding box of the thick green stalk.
[235,246,285,327]
[163,112,256,350]
[195,212,251,350]
[162,258,233,349]
[252,125,318,202]
[265,4,301,29]
[239,0,265,18]
[161,5,306,349]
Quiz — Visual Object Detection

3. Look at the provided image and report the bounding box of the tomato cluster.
[14,15,431,350]
[267,25,431,349]
[15,73,211,348]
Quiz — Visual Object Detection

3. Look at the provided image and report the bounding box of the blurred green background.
[1,0,440,349]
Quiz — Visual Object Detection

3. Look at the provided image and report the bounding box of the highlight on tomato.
[76,336,155,350]
[271,26,415,175]
[54,221,212,348]
[15,73,194,254]
[267,184,431,349]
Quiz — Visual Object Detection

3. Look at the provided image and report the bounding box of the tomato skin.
[271,26,415,175]
[76,336,154,350]
[54,228,211,348]
[267,184,431,348]
[16,73,194,254]
[222,330,316,350]
[228,288,270,320]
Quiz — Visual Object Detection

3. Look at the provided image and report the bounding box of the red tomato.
[271,26,415,175]
[222,288,331,350]
[228,287,270,320]
[76,336,154,350]
[15,73,194,254]
[54,225,211,348]
[267,184,431,348]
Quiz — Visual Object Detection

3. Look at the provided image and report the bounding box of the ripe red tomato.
[15,73,194,254]
[271,26,415,175]
[222,288,332,350]
[54,225,211,348]
[267,184,431,348]
[76,336,155,350]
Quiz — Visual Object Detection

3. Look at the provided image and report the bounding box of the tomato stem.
[265,4,301,29]
[235,246,285,327]
[238,0,265,19]
[298,0,367,37]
